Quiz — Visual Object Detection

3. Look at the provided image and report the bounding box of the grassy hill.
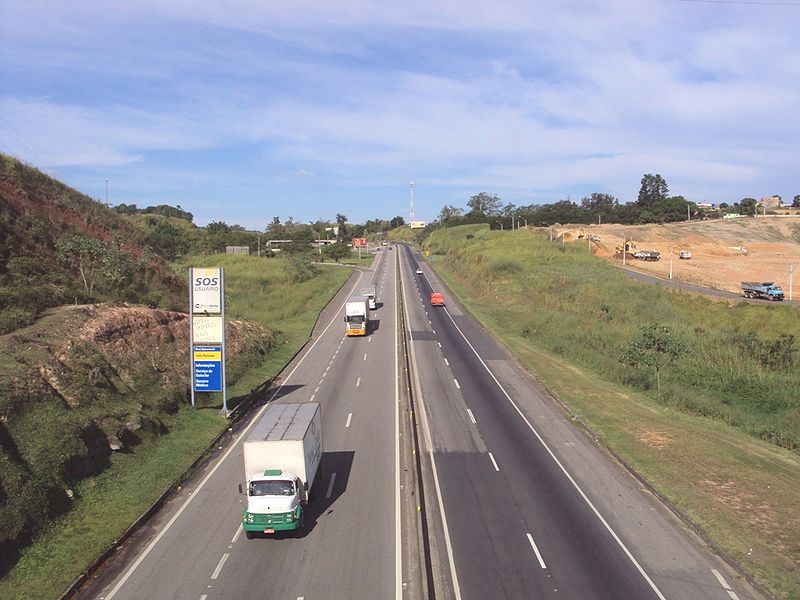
[424,223,800,598]
[0,154,186,332]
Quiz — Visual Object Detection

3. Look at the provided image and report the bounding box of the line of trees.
[434,174,792,230]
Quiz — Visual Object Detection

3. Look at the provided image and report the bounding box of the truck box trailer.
[345,296,370,336]
[241,402,323,537]
[360,285,377,309]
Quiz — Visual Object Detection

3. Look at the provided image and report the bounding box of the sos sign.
[191,268,222,313]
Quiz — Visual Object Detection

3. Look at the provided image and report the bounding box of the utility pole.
[669,244,674,279]
[622,236,627,266]
[790,263,796,301]
[105,179,109,206]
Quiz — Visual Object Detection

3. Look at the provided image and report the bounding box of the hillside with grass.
[0,157,355,597]
[424,223,800,598]
[0,154,186,333]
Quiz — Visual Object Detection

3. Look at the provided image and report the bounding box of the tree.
[619,323,688,392]
[322,242,351,262]
[792,195,800,208]
[389,216,405,229]
[637,174,669,208]
[580,193,618,216]
[437,205,464,225]
[467,192,502,216]
[739,197,758,217]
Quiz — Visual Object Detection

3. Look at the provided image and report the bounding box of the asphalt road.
[400,244,763,600]
[622,266,800,306]
[79,245,765,600]
[82,249,405,600]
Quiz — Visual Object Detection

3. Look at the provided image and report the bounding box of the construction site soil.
[555,216,800,297]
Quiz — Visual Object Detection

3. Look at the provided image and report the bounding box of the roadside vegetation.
[0,254,351,600]
[425,223,800,598]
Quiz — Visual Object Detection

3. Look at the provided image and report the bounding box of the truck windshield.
[345,315,364,323]
[250,480,294,496]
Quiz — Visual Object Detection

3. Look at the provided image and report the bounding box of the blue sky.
[1,1,798,229]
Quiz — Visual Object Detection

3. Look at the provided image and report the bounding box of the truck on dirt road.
[344,296,370,335]
[240,402,323,538]
[741,281,785,301]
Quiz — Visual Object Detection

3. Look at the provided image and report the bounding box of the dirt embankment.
[554,217,800,295]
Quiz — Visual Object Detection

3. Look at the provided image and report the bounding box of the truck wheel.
[245,530,255,540]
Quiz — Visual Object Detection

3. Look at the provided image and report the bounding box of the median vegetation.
[425,223,800,599]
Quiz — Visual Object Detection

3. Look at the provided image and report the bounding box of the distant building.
[758,195,782,208]
[696,202,714,210]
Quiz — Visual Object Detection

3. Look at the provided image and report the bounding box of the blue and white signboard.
[193,345,223,392]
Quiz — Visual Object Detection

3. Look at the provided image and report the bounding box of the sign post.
[189,268,227,414]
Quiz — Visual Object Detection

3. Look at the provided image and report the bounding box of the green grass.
[1,254,352,600]
[426,224,800,599]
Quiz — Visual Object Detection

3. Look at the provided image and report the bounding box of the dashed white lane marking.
[454,378,461,390]
[211,553,229,579]
[438,342,442,348]
[346,413,352,428]
[488,452,500,471]
[200,595,207,600]
[356,376,361,387]
[368,336,372,342]
[315,385,320,393]
[467,409,476,424]
[230,525,243,544]
[326,473,337,499]
[444,357,449,366]
[527,533,547,569]
[432,329,436,334]
[309,394,316,402]
[711,569,741,600]
[363,353,368,360]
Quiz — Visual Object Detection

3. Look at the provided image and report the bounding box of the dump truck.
[430,292,445,306]
[344,296,370,335]
[679,250,692,259]
[360,285,377,309]
[741,281,785,301]
[241,402,323,538]
[633,250,660,261]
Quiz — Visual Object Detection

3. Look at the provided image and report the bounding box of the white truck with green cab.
[240,402,322,537]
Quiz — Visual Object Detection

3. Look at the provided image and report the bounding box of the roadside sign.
[192,315,224,344]
[192,268,222,313]
[193,345,222,391]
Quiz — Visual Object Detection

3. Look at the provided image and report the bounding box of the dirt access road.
[555,216,800,299]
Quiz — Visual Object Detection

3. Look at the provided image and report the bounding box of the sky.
[1,0,799,229]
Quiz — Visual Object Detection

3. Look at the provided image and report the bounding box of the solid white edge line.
[440,306,668,600]
[103,268,372,600]
[466,408,476,424]
[488,452,500,472]
[711,569,740,600]
[395,251,402,600]
[326,472,337,499]
[403,250,462,600]
[526,533,547,569]
[210,553,229,580]
[345,412,352,428]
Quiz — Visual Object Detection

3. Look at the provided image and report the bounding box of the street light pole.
[669,244,674,279]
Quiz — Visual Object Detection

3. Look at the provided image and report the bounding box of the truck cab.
[242,469,305,536]
[430,292,445,306]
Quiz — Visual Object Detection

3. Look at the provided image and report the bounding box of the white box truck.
[360,285,377,309]
[344,295,369,336]
[240,402,322,537]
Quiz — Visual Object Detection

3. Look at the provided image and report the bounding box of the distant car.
[416,268,423,274]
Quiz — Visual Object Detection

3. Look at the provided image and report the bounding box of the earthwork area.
[556,216,800,297]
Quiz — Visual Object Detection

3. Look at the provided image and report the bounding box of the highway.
[82,248,408,600]
[399,244,762,600]
[79,244,764,600]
